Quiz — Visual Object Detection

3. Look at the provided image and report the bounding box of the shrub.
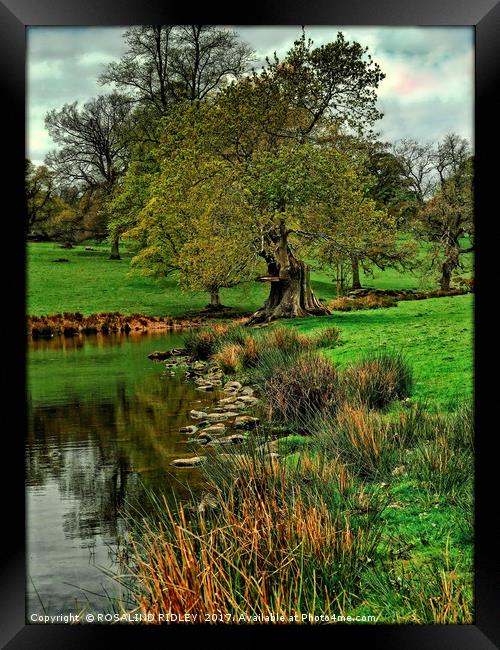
[342,352,413,409]
[328,295,397,312]
[240,336,262,368]
[261,351,339,428]
[126,450,381,622]
[212,324,248,352]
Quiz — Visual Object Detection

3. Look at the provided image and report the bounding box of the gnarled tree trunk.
[248,221,330,324]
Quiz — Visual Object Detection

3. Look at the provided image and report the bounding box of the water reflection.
[27,332,216,617]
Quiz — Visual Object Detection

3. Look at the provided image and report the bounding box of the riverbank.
[121,321,473,624]
[27,309,249,339]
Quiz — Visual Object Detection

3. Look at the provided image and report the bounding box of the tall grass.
[125,449,383,622]
[257,351,339,427]
[183,324,230,359]
[342,352,413,409]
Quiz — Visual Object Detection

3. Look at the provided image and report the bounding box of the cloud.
[26,26,474,165]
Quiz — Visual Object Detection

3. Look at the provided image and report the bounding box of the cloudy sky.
[27,26,474,166]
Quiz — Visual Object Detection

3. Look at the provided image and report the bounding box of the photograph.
[23,23,477,627]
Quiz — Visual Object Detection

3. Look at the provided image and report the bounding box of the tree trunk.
[248,221,330,324]
[109,234,121,260]
[208,289,223,310]
[440,261,452,291]
[351,255,361,290]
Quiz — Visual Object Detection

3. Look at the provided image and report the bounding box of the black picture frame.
[1,1,498,647]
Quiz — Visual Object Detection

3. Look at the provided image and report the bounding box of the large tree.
[122,31,386,321]
[394,133,474,290]
[191,32,385,321]
[45,92,133,258]
[128,104,387,319]
[99,25,254,113]
[418,135,474,290]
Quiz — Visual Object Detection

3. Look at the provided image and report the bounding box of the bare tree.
[392,138,436,202]
[99,25,254,112]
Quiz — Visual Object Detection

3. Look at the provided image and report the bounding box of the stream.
[26,331,219,618]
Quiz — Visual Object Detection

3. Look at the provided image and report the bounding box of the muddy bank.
[28,312,201,339]
[27,309,250,339]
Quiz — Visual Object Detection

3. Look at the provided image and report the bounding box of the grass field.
[288,295,473,410]
[27,241,445,317]
[27,240,473,410]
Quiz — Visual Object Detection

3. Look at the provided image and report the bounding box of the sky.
[27,26,474,166]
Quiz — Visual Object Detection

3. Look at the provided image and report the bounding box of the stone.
[202,424,226,435]
[227,434,245,444]
[179,425,198,435]
[240,386,255,396]
[170,348,187,356]
[391,465,406,477]
[209,433,245,446]
[238,395,258,404]
[170,456,206,468]
[148,351,170,360]
[234,415,260,429]
[206,412,229,422]
[218,396,239,405]
[223,402,246,411]
[190,409,208,419]
[224,380,242,391]
[197,433,212,443]
[220,411,240,418]
[195,384,214,392]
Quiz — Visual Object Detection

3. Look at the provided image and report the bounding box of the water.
[26,332,219,618]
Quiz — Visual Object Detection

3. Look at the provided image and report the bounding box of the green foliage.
[119,30,390,313]
[25,161,58,236]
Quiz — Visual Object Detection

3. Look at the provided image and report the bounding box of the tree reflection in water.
[26,332,216,614]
